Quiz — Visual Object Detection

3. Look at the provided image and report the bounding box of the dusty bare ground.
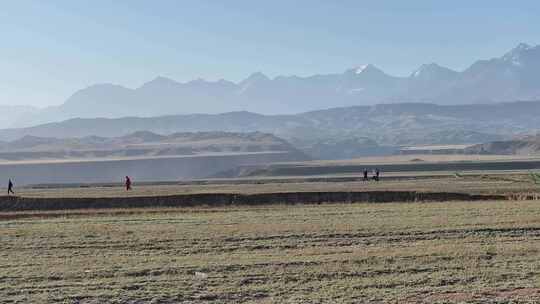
[1,200,540,303]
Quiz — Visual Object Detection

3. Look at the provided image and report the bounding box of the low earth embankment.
[0,191,509,212]
[3,172,539,212]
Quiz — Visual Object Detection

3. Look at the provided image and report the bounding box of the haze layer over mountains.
[4,100,540,159]
[9,43,540,128]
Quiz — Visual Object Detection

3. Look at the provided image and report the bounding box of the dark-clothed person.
[8,179,14,195]
[125,176,132,191]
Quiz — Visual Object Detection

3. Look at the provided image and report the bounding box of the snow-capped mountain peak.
[19,42,540,125]
[241,72,270,84]
[350,64,382,75]
[410,63,457,79]
[502,43,535,66]
[344,64,387,78]
[354,64,370,74]
[513,42,532,52]
[412,63,437,77]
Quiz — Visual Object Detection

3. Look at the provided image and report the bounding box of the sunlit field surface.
[2,200,540,303]
[11,173,540,198]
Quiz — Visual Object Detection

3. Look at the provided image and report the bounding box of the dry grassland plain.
[2,159,540,303]
[2,199,540,303]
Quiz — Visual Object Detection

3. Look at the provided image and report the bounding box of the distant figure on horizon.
[373,169,380,182]
[363,169,369,182]
[125,176,132,191]
[8,179,14,195]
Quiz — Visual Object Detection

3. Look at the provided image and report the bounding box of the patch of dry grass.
[1,200,540,303]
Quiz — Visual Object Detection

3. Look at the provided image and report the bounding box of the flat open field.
[2,200,540,303]
[11,171,540,198]
[285,154,540,166]
[2,158,540,303]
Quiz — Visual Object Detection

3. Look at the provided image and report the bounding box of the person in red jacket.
[125,176,132,191]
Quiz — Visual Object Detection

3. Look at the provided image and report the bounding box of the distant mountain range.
[0,131,306,161]
[5,100,540,159]
[12,43,540,127]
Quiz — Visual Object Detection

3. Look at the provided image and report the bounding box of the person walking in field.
[373,168,380,182]
[125,176,132,191]
[363,169,369,182]
[7,179,14,195]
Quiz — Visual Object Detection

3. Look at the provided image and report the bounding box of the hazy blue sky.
[1,0,539,107]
